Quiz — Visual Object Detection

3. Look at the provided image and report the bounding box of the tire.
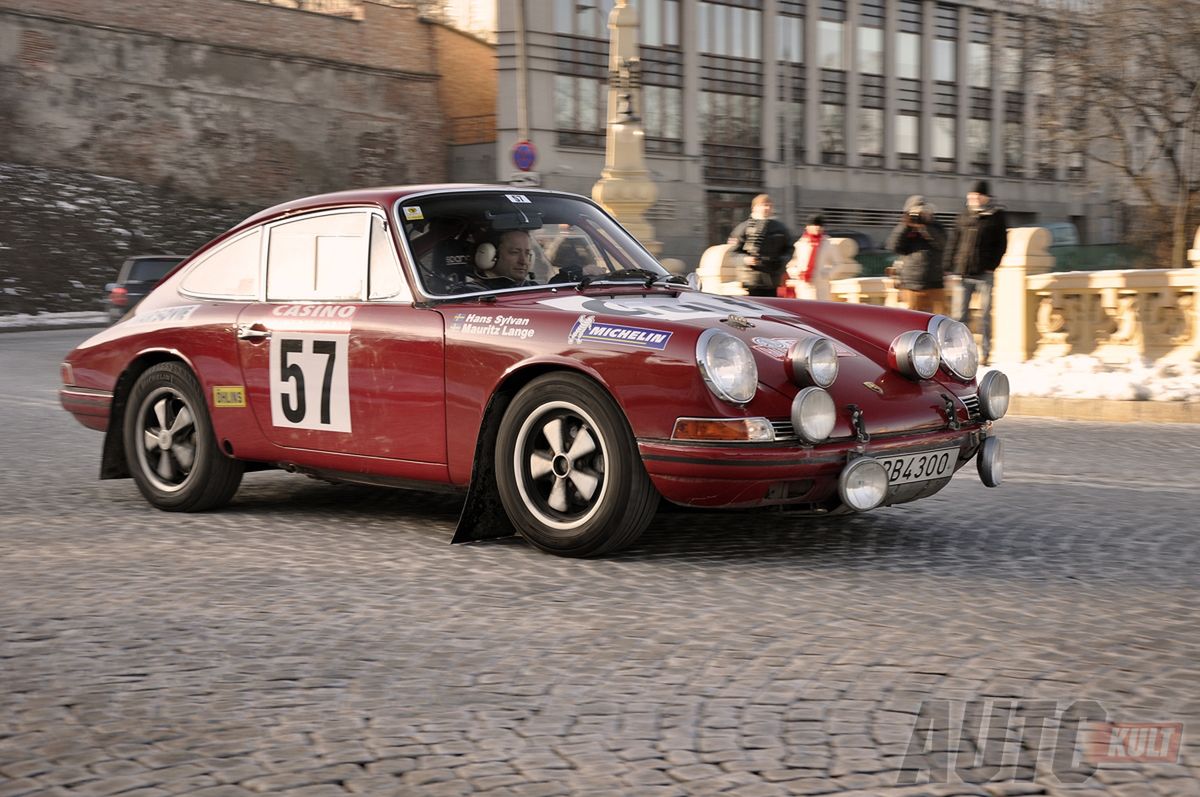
[495,372,658,557]
[123,362,244,512]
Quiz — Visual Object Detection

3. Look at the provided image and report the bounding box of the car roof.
[236,183,497,230]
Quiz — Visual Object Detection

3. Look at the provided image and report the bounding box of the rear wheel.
[123,362,243,511]
[495,373,658,557]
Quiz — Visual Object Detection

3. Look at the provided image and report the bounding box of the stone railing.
[697,225,1200,365]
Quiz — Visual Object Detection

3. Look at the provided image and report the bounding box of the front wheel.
[123,362,244,511]
[495,373,658,557]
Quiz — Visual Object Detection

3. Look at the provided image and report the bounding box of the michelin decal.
[568,315,672,350]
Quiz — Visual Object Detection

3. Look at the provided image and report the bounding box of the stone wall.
[0,0,447,204]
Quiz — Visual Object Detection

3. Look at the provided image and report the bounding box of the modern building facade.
[495,0,1115,266]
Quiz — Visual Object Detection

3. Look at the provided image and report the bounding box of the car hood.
[504,289,970,435]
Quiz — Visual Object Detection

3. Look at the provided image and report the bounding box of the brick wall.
[0,0,448,203]
[431,22,496,147]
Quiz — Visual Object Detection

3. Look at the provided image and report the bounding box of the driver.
[466,230,538,290]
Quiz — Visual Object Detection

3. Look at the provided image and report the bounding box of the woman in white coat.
[784,215,837,300]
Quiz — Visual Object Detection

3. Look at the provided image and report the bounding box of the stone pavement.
[0,329,1196,796]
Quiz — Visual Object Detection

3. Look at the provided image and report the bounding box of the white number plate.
[877,447,958,485]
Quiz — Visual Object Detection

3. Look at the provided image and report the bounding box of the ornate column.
[592,0,660,255]
[992,226,1054,364]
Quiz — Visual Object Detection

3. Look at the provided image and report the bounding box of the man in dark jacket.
[727,194,793,297]
[886,195,947,314]
[946,180,1008,364]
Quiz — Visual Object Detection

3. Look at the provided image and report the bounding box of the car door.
[235,207,446,470]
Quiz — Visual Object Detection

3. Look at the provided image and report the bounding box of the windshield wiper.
[576,268,683,291]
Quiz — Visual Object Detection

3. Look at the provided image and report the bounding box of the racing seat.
[429,238,475,293]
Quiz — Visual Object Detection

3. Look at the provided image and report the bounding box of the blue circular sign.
[512,139,537,172]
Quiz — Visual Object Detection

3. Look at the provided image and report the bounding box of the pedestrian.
[946,180,1008,364]
[886,196,947,315]
[727,194,793,297]
[783,214,837,301]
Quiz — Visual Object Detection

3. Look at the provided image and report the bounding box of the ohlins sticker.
[568,315,672,350]
[212,385,247,407]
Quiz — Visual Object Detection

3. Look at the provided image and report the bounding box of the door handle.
[237,324,271,341]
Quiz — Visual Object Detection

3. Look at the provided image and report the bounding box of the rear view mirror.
[485,209,543,232]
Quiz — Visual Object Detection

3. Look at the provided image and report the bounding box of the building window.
[933,116,955,169]
[967,118,989,173]
[820,103,845,164]
[703,92,761,144]
[934,39,955,83]
[779,15,803,63]
[624,0,680,47]
[555,75,605,141]
[1001,46,1021,91]
[699,3,761,58]
[858,108,883,160]
[968,42,990,88]
[780,101,805,162]
[642,85,683,141]
[896,32,920,80]
[1005,121,1022,175]
[556,0,615,37]
[897,113,919,169]
[858,27,883,75]
[819,21,844,70]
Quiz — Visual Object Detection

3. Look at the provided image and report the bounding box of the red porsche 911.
[60,185,1008,557]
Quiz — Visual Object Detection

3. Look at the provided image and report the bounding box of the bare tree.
[1028,0,1200,266]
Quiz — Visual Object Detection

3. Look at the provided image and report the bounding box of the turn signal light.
[109,286,129,307]
[672,417,775,442]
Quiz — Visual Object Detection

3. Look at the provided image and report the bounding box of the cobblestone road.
[1,329,1197,797]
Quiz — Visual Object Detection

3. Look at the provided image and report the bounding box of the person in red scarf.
[782,215,836,300]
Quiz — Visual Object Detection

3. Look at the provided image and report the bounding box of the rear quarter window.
[180,229,263,299]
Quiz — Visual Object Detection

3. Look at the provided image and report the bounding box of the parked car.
[105,255,186,323]
[60,186,1008,557]
[828,229,897,277]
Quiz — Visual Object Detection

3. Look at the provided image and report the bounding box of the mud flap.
[451,392,517,544]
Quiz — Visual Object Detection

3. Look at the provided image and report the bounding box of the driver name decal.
[450,313,535,341]
[568,315,672,350]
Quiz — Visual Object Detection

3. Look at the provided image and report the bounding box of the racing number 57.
[279,339,337,425]
[268,333,352,433]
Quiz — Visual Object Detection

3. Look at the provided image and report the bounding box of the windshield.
[396,191,668,297]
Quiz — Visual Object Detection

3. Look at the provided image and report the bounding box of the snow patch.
[988,356,1200,403]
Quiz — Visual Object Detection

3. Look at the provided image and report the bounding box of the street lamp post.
[591,0,661,255]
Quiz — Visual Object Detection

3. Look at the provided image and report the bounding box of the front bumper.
[59,387,113,431]
[639,425,989,509]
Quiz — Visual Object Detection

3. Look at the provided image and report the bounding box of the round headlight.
[890,330,941,380]
[788,337,839,388]
[697,329,758,404]
[977,370,1010,420]
[929,315,978,380]
[838,457,889,511]
[790,386,837,444]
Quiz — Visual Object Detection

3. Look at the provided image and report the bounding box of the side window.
[266,211,368,302]
[368,215,410,300]
[180,229,262,298]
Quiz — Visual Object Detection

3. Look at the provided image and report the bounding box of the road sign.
[507,171,541,188]
[512,139,537,172]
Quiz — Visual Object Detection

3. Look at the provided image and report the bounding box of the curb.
[0,323,108,334]
[1009,395,1200,424]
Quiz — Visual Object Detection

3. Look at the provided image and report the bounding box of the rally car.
[59,185,1008,557]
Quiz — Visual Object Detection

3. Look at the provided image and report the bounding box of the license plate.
[877,447,958,485]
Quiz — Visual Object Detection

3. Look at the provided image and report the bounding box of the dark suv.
[105,255,185,323]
